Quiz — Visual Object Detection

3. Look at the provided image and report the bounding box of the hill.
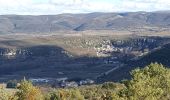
[97,43,170,82]
[0,34,170,83]
[1,11,170,34]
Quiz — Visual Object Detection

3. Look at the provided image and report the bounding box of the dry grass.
[0,32,132,57]
[0,31,169,57]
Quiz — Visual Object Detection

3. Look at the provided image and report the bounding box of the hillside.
[0,34,170,83]
[1,63,170,100]
[1,11,170,83]
[97,43,170,82]
[1,11,170,34]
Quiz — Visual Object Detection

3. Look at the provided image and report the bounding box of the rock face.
[1,11,170,34]
[1,49,17,59]
[0,46,68,59]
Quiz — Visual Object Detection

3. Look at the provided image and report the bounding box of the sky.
[0,0,170,15]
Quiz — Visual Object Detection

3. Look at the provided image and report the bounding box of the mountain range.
[1,11,170,34]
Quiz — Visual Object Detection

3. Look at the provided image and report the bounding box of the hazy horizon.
[1,10,170,16]
[1,0,170,15]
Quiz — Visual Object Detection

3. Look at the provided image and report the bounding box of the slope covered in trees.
[1,63,170,100]
[98,43,170,82]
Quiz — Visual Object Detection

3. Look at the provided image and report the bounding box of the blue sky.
[0,0,170,15]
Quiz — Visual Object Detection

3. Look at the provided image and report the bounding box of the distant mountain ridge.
[1,11,170,34]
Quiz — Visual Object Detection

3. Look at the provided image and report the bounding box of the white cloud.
[0,0,170,15]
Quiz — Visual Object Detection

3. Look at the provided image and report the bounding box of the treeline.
[1,63,170,100]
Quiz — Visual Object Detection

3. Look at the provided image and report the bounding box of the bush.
[6,80,18,88]
[46,88,84,100]
[101,82,117,89]
[120,63,170,99]
[0,87,18,100]
[15,80,43,100]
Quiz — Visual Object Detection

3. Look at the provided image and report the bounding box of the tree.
[101,82,117,90]
[6,80,18,88]
[0,87,18,100]
[15,80,43,100]
[46,88,84,100]
[120,63,170,100]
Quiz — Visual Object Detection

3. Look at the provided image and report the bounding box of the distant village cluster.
[94,39,152,57]
[29,77,95,88]
[94,38,160,61]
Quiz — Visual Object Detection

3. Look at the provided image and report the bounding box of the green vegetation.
[0,87,17,100]
[15,80,43,100]
[1,63,170,100]
[120,63,170,100]
[6,80,18,89]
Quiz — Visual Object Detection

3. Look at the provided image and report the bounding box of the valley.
[2,0,170,99]
[0,12,170,84]
[0,33,170,84]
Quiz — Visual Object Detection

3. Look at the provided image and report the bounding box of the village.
[29,77,95,88]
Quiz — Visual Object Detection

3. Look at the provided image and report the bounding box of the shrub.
[101,82,117,89]
[6,80,18,89]
[46,88,84,100]
[15,80,43,100]
[0,87,18,100]
[120,63,170,99]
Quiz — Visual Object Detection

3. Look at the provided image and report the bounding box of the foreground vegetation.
[1,63,170,100]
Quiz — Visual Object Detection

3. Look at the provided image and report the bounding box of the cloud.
[0,0,170,15]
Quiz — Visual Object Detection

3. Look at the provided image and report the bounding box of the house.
[79,79,95,85]
[29,78,50,83]
[60,81,78,88]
